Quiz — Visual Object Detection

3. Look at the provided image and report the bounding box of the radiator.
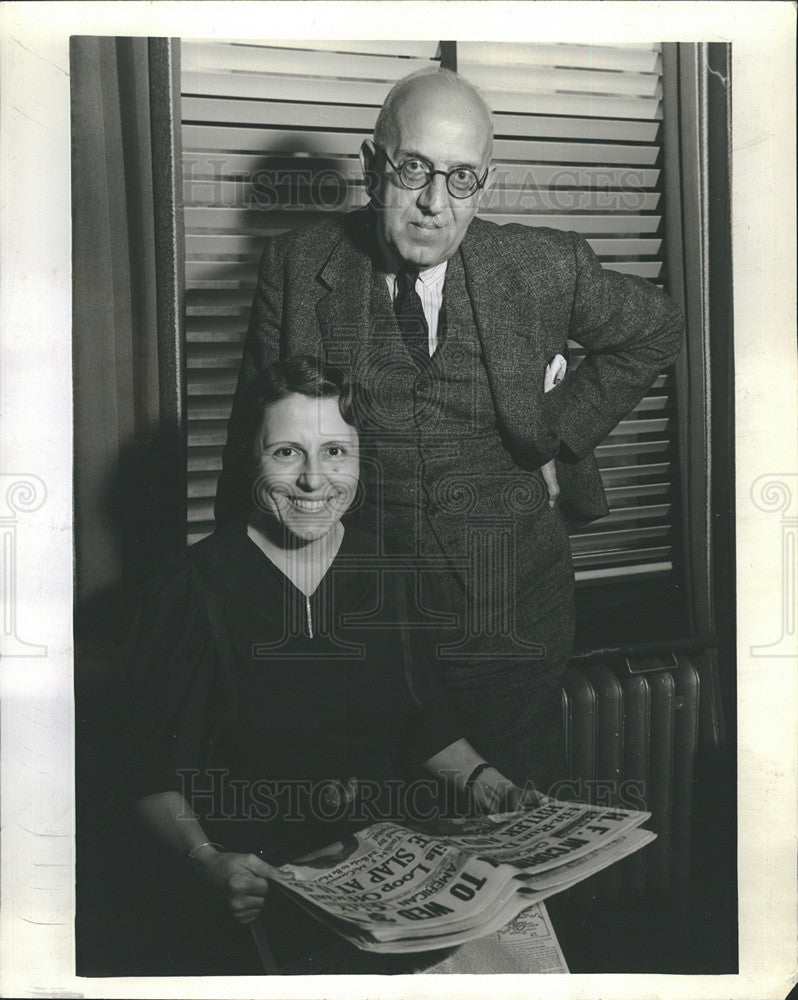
[560,653,700,901]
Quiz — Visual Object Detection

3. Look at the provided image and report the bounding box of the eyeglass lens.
[394,157,480,198]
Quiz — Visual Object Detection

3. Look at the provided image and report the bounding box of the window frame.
[167,39,734,692]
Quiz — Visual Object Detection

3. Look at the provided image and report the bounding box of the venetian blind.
[181,40,441,544]
[180,40,677,585]
[457,42,675,584]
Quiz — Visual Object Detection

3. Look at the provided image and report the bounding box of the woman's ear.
[360,140,380,200]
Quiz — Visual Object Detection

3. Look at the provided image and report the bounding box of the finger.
[493,782,520,814]
[241,854,280,879]
[541,461,560,504]
[515,780,544,809]
[519,788,543,809]
[233,906,265,925]
[230,893,267,917]
[232,874,271,898]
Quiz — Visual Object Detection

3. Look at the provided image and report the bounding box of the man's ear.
[360,140,379,200]
[474,162,497,214]
[481,162,497,200]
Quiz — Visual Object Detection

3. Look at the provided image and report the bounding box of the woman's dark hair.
[232,355,359,472]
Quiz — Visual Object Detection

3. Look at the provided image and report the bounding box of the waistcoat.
[353,251,564,586]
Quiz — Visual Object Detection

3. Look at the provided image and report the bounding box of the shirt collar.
[384,259,448,288]
[416,260,448,290]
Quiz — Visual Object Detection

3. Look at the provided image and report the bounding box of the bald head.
[374,68,494,167]
[362,67,494,269]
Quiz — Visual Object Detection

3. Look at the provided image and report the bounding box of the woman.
[123,356,531,973]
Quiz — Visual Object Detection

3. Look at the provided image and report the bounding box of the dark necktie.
[393,270,429,365]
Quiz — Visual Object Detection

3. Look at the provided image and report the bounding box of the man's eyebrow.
[395,148,432,163]
[396,148,481,171]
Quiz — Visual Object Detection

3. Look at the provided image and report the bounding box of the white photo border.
[1,2,796,998]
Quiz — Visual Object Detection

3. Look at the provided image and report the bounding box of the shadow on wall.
[183,139,368,532]
[74,138,369,978]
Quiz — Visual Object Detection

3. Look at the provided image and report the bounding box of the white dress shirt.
[385,261,448,356]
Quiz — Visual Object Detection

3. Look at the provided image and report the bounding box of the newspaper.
[428,800,651,873]
[427,903,569,974]
[268,800,654,954]
[518,827,656,891]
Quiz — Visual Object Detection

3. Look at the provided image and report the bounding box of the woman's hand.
[191,846,276,924]
[132,793,278,924]
[425,742,547,815]
[471,767,544,815]
[499,781,546,812]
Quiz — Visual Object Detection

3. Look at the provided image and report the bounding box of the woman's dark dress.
[122,522,461,973]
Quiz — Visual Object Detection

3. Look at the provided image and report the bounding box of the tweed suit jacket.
[215,207,683,526]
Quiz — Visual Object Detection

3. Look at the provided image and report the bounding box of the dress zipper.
[305,594,314,639]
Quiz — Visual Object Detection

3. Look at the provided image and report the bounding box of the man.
[216,68,683,792]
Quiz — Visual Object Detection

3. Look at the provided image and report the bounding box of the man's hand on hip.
[542,354,567,507]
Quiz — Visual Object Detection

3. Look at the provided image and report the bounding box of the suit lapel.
[314,211,553,456]
[315,210,375,370]
[460,218,551,456]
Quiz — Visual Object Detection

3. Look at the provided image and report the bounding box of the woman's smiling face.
[252,393,360,543]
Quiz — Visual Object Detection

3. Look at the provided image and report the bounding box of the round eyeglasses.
[378,147,488,200]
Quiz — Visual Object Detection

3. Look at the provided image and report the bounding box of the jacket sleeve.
[394,574,466,765]
[542,231,684,460]
[214,237,286,525]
